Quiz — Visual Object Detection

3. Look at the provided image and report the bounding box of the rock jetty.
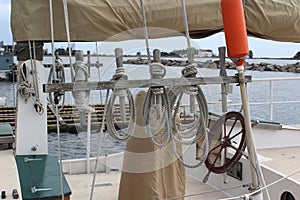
[124,58,300,73]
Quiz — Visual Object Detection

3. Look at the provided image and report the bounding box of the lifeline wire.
[49,0,56,81]
[219,168,300,200]
[165,184,247,200]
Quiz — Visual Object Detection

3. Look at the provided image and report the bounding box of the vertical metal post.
[115,48,126,121]
[87,51,91,78]
[219,46,228,184]
[87,112,91,174]
[219,47,228,113]
[236,66,262,198]
[269,80,273,120]
[187,47,196,114]
[55,93,65,200]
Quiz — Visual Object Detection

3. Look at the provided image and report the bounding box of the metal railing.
[179,77,300,122]
[227,77,300,121]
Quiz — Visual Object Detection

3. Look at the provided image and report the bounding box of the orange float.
[221,0,249,66]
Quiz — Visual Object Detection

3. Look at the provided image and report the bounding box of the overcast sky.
[1,0,299,58]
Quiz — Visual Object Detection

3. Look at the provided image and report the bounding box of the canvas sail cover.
[11,0,300,43]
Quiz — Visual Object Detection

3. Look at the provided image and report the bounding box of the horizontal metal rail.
[231,77,300,121]
[178,77,300,122]
[43,75,252,93]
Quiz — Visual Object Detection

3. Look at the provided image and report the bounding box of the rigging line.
[55,104,65,200]
[180,0,191,49]
[32,41,40,102]
[139,0,151,65]
[11,39,16,107]
[164,184,248,200]
[27,41,39,106]
[219,168,300,200]
[90,89,110,200]
[62,0,74,81]
[49,0,56,81]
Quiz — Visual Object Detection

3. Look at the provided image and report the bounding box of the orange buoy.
[221,0,249,66]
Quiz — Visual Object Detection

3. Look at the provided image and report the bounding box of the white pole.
[55,103,65,200]
[236,66,262,199]
[269,80,273,121]
[87,112,91,174]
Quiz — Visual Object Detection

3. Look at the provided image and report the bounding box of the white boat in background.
[1,0,300,200]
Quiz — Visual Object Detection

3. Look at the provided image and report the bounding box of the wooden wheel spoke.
[212,147,223,165]
[223,123,227,136]
[223,147,227,162]
[229,130,243,140]
[229,144,239,152]
[209,143,222,153]
[228,118,238,137]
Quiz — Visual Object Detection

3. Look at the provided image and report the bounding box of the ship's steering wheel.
[205,111,247,174]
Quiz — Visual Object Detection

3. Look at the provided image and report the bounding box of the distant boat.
[0,44,16,81]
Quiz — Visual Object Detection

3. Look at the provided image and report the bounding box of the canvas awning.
[11,0,300,43]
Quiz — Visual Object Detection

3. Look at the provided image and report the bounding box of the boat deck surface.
[1,149,227,200]
[0,150,21,200]
[258,146,300,182]
[66,172,228,200]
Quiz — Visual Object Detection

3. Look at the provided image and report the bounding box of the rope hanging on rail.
[17,42,44,115]
[139,0,173,148]
[166,0,209,167]
[47,52,66,112]
[143,49,172,147]
[72,51,95,113]
[106,48,135,141]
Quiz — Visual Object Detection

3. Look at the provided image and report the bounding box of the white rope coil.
[143,87,172,148]
[72,61,95,113]
[150,62,166,79]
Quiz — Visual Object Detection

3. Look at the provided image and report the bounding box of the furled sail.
[11,0,300,42]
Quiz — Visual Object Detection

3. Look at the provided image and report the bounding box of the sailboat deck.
[66,172,228,200]
[1,149,227,200]
[258,146,300,183]
[0,150,21,200]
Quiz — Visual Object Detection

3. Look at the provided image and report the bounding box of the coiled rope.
[106,50,135,141]
[139,0,173,148]
[166,0,209,167]
[17,42,44,115]
[72,58,95,113]
[143,86,172,148]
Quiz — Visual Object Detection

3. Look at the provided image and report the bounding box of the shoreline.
[124,58,300,73]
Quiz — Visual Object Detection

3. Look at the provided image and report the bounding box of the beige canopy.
[11,0,300,43]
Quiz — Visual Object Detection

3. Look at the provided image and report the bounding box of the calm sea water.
[2,56,300,159]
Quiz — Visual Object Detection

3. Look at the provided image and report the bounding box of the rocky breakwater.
[124,58,300,73]
[215,60,300,73]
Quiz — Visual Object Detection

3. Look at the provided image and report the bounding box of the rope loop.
[143,87,172,148]
[34,101,44,115]
[74,61,89,81]
[48,54,66,111]
[181,63,198,78]
[169,86,209,145]
[150,62,166,79]
[18,84,34,102]
[106,89,135,141]
[72,60,95,113]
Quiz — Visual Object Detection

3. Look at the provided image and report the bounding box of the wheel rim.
[205,111,246,174]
